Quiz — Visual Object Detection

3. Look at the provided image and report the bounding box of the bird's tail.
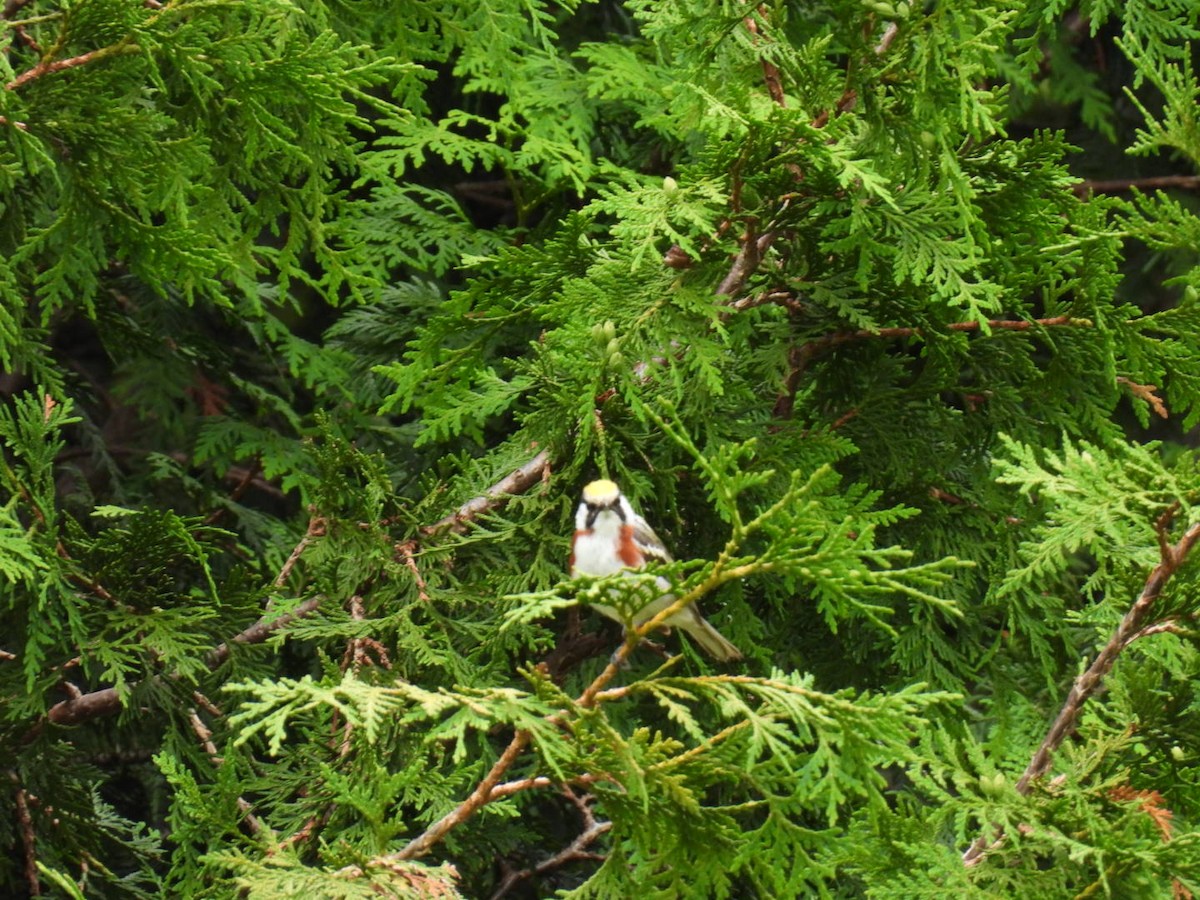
[681,612,742,662]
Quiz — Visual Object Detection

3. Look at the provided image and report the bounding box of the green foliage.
[5,0,1200,896]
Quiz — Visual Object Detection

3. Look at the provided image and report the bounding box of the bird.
[568,479,742,661]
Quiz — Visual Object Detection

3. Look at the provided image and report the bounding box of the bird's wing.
[631,515,673,563]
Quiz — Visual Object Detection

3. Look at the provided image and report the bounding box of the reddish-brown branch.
[716,230,776,297]
[346,636,640,867]
[203,460,260,526]
[743,9,786,107]
[963,516,1200,866]
[274,514,325,588]
[13,779,39,896]
[773,315,1091,421]
[423,449,551,536]
[393,730,532,860]
[188,708,262,834]
[1,0,35,19]
[489,788,611,900]
[6,46,113,91]
[1074,174,1200,195]
[396,540,431,602]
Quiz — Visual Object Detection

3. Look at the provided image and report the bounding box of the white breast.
[572,508,628,577]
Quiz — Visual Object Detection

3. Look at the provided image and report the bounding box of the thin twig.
[187,708,262,834]
[486,773,603,803]
[203,460,260,526]
[715,229,776,297]
[963,517,1200,866]
[274,514,325,588]
[1117,376,1169,419]
[396,540,431,602]
[743,8,785,106]
[874,20,900,55]
[489,788,612,900]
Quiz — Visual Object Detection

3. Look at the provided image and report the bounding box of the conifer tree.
[4,0,1200,897]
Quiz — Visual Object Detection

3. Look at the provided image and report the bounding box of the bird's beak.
[584,500,623,529]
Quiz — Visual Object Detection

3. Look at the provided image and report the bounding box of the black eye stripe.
[583,498,622,529]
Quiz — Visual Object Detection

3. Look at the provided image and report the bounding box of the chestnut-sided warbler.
[569,479,742,662]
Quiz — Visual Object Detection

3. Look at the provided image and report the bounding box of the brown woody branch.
[773,314,1091,421]
[489,788,611,900]
[187,707,262,835]
[962,512,1200,866]
[12,775,39,896]
[1073,174,1200,195]
[392,730,532,861]
[6,46,123,91]
[423,450,551,536]
[743,8,786,107]
[1,0,35,19]
[274,514,325,589]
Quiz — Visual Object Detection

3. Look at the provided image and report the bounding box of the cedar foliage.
[3,0,1200,896]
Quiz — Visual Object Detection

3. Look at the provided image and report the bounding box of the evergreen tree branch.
[187,707,262,835]
[395,541,431,602]
[485,772,603,802]
[273,514,325,589]
[489,788,610,900]
[774,315,1093,420]
[392,730,532,861]
[34,595,326,731]
[963,510,1200,866]
[205,597,325,670]
[6,43,138,91]
[32,452,555,735]
[716,228,777,297]
[1073,174,1200,194]
[422,449,551,536]
[742,7,786,107]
